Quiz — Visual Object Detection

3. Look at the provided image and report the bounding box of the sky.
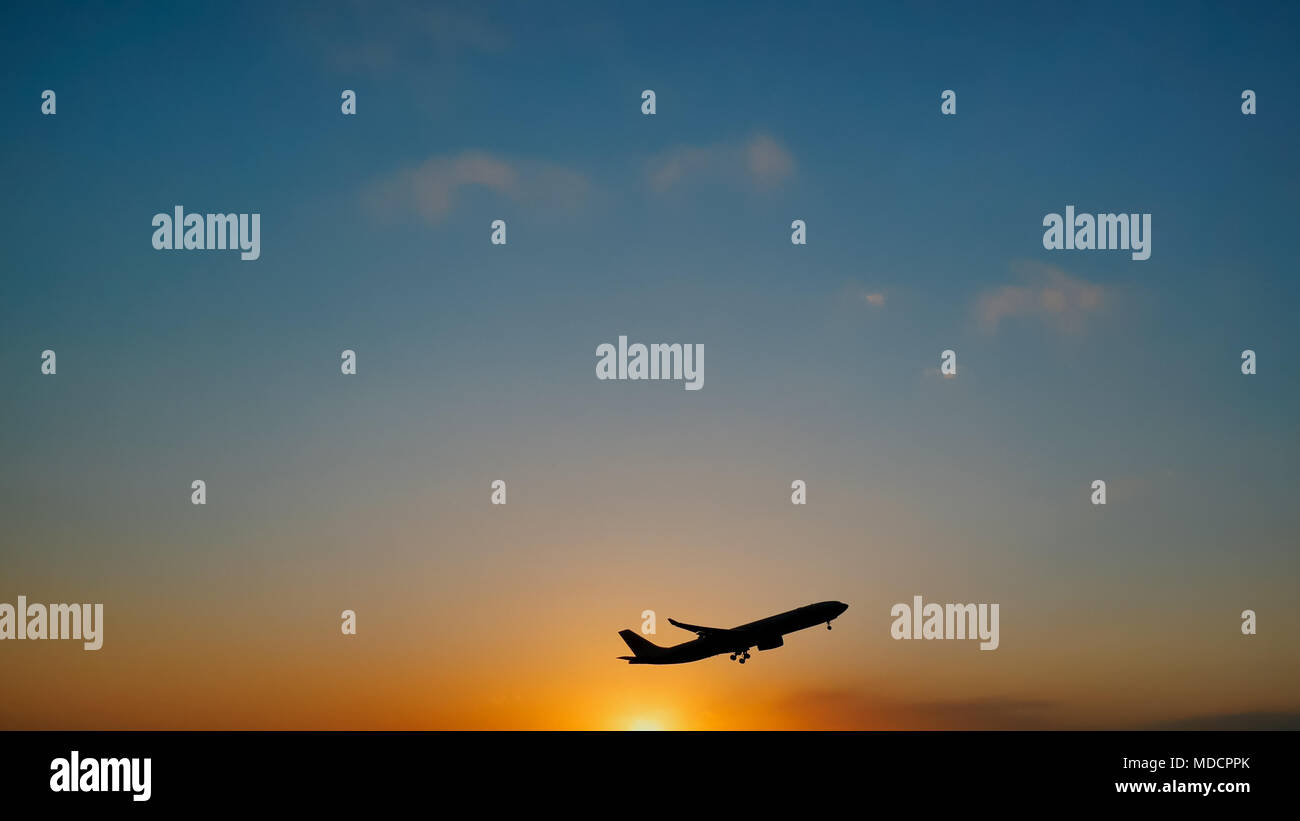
[1,0,1298,730]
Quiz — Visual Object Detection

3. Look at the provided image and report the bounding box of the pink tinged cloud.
[647,133,796,192]
[975,262,1106,334]
[364,151,591,223]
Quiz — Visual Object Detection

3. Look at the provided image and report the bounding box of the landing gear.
[827,621,833,630]
[732,650,751,664]
[729,653,736,660]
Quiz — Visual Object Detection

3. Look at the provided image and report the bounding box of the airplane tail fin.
[618,629,664,662]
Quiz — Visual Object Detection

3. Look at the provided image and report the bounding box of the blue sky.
[1,1,1297,728]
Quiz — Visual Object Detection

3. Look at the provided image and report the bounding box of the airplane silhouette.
[618,601,848,665]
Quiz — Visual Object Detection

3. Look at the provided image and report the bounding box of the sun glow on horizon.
[627,717,667,731]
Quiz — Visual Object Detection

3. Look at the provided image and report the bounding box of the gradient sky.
[2,0,1298,730]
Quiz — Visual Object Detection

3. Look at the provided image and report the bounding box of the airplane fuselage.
[618,601,848,665]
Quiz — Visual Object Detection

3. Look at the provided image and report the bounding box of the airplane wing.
[669,618,744,640]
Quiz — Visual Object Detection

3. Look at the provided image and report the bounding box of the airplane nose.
[835,601,849,615]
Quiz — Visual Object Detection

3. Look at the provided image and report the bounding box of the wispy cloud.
[363,151,592,223]
[776,689,1064,730]
[297,1,509,73]
[837,282,887,311]
[975,261,1107,334]
[646,133,795,192]
[1144,711,1300,731]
